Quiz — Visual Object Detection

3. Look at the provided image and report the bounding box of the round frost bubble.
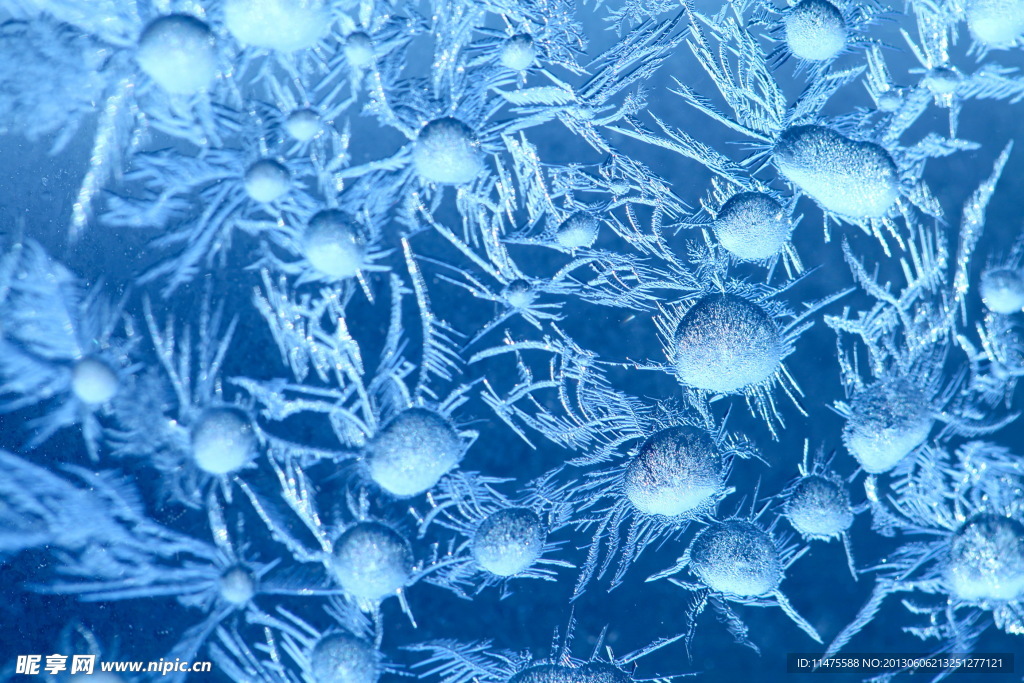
[842,378,932,474]
[877,90,903,112]
[191,407,257,475]
[554,211,600,250]
[244,159,291,204]
[412,118,484,185]
[784,475,853,539]
[673,293,783,394]
[344,32,375,69]
[500,33,536,72]
[965,0,1024,47]
[136,14,218,96]
[284,108,321,142]
[71,356,119,405]
[309,632,379,683]
[980,267,1024,314]
[923,67,962,96]
[689,520,783,597]
[223,0,330,52]
[503,279,537,310]
[471,507,545,577]
[946,514,1024,602]
[784,0,847,61]
[303,209,366,279]
[772,125,900,219]
[218,567,255,606]
[623,426,725,517]
[331,522,413,602]
[713,192,792,260]
[366,408,464,497]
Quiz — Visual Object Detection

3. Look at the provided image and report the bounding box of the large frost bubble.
[366,408,464,497]
[965,0,1024,47]
[500,34,536,72]
[623,426,726,517]
[946,514,1024,602]
[784,475,853,538]
[309,632,380,683]
[331,522,413,602]
[71,356,119,405]
[190,407,257,475]
[672,294,783,394]
[471,507,545,577]
[244,159,291,204]
[772,125,900,219]
[842,378,933,474]
[136,14,218,96]
[689,520,783,597]
[218,566,256,606]
[784,0,848,62]
[980,267,1024,314]
[285,109,321,142]
[303,210,366,279]
[224,0,331,52]
[554,211,600,250]
[713,192,793,261]
[344,32,376,69]
[412,118,484,185]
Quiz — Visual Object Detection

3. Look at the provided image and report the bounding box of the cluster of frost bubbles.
[673,294,783,394]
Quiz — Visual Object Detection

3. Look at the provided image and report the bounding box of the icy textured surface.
[412,118,484,185]
[191,407,257,475]
[673,294,783,393]
[784,0,848,62]
[623,426,725,516]
[946,514,1024,602]
[713,192,793,261]
[471,507,545,576]
[309,633,380,683]
[689,520,783,597]
[366,408,464,497]
[784,475,853,538]
[842,379,933,474]
[136,15,218,95]
[331,522,414,602]
[773,125,900,219]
